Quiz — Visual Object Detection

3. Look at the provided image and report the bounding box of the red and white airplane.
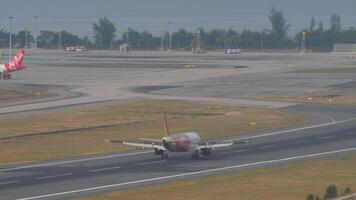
[0,49,27,79]
[106,113,247,159]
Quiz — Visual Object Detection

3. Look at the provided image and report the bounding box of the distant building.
[333,44,356,52]
[119,43,131,52]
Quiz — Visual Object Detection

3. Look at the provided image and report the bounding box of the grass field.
[246,94,356,106]
[0,89,52,102]
[0,89,34,101]
[0,100,306,166]
[80,154,356,200]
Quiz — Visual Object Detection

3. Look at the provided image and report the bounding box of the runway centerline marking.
[17,146,356,200]
[0,180,19,185]
[3,117,356,172]
[318,136,334,140]
[0,151,151,172]
[89,166,122,172]
[232,117,356,142]
[36,173,73,180]
[259,145,276,149]
[137,160,166,166]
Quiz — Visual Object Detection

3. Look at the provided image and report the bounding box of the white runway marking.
[17,146,356,200]
[36,173,73,180]
[137,160,166,166]
[259,145,276,149]
[0,180,19,185]
[0,151,151,172]
[89,166,122,173]
[232,117,356,142]
[334,193,356,200]
[318,136,334,140]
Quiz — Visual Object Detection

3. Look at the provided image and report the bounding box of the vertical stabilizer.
[5,49,26,72]
[163,112,171,137]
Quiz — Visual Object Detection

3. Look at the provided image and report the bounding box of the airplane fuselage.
[162,132,201,152]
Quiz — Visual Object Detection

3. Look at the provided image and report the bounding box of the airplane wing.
[195,142,233,150]
[196,140,248,150]
[138,138,162,143]
[105,139,166,151]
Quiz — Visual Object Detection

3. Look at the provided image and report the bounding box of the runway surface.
[0,104,355,200]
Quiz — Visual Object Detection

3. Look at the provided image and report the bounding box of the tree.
[342,187,352,195]
[330,14,342,33]
[139,31,154,49]
[341,27,356,43]
[38,30,56,48]
[16,30,34,48]
[318,21,324,32]
[0,29,10,48]
[324,184,338,199]
[310,17,316,31]
[267,6,290,47]
[55,30,82,48]
[239,29,263,49]
[171,28,194,50]
[306,193,314,200]
[204,29,226,49]
[225,29,239,48]
[121,28,140,49]
[92,17,117,48]
[82,35,94,48]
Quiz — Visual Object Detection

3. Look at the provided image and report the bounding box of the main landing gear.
[155,149,169,159]
[191,149,200,159]
[1,73,11,80]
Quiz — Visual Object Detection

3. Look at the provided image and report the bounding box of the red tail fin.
[5,49,26,72]
[9,49,25,67]
[163,112,171,137]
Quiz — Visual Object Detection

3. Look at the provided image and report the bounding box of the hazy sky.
[0,0,355,37]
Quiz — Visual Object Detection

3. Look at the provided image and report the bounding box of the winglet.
[163,112,171,137]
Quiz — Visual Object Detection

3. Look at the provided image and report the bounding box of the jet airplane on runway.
[106,113,246,159]
[0,49,27,79]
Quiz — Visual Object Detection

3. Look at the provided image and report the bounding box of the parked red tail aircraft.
[0,49,27,79]
[106,113,247,159]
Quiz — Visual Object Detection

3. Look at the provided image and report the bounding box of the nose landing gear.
[155,149,169,159]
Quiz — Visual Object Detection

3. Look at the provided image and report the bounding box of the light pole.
[9,16,14,62]
[126,27,130,46]
[34,16,38,50]
[160,29,165,51]
[301,31,307,53]
[58,28,63,50]
[24,28,29,49]
[196,30,201,51]
[168,21,174,51]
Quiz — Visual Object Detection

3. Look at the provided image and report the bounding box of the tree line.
[306,184,352,200]
[0,7,355,51]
